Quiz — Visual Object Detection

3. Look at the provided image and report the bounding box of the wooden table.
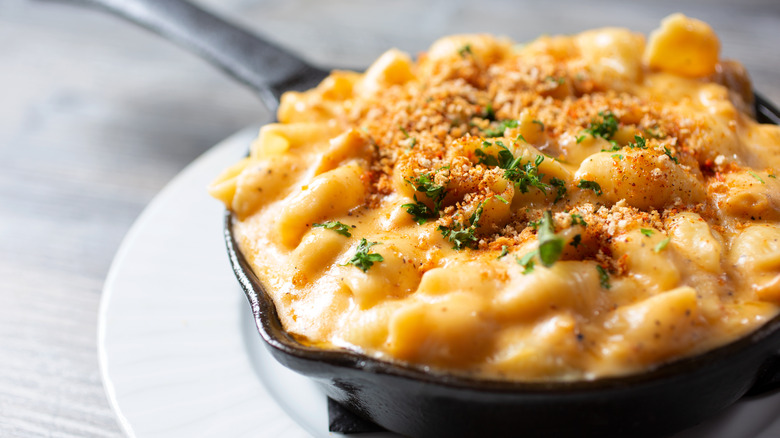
[1,0,778,436]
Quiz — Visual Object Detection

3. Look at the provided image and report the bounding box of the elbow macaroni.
[211,15,780,381]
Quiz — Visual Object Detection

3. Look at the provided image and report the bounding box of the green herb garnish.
[475,147,499,167]
[602,141,621,152]
[458,44,473,58]
[477,141,550,195]
[438,202,485,250]
[402,196,437,224]
[407,173,447,211]
[640,228,655,237]
[497,245,509,259]
[584,111,618,140]
[484,102,496,121]
[495,194,509,204]
[654,237,670,253]
[577,179,603,196]
[404,173,448,224]
[597,265,611,289]
[536,211,564,267]
[611,153,624,160]
[505,154,549,194]
[344,239,384,272]
[313,221,352,237]
[515,251,536,274]
[749,171,765,184]
[550,177,567,203]
[663,146,679,164]
[483,119,519,137]
[399,126,417,148]
[515,212,564,271]
[570,234,582,248]
[570,213,587,227]
[532,119,545,131]
[645,127,665,139]
[626,135,648,150]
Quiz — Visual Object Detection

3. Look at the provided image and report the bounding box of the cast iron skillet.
[88,1,780,436]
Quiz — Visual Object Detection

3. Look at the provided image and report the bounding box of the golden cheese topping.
[210,14,780,381]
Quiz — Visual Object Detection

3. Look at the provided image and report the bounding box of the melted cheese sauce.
[211,14,780,381]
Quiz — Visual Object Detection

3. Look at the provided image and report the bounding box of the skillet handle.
[79,0,327,111]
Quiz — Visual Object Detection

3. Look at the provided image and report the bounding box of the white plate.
[99,128,780,438]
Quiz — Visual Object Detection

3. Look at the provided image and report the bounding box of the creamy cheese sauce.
[211,14,780,381]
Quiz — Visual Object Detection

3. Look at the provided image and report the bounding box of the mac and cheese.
[211,14,780,380]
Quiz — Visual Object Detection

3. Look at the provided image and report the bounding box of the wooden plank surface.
[0,0,778,436]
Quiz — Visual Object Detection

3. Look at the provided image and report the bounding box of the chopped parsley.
[654,237,670,253]
[484,102,496,121]
[490,140,517,168]
[570,234,582,248]
[584,111,618,140]
[769,174,777,179]
[576,135,586,144]
[403,173,448,224]
[532,119,545,131]
[344,239,384,272]
[601,135,645,153]
[527,219,541,230]
[545,76,565,85]
[626,135,648,150]
[640,228,655,237]
[402,196,437,224]
[536,211,565,267]
[505,154,549,194]
[570,213,587,227]
[513,213,564,273]
[494,194,509,204]
[475,148,497,166]
[749,171,765,184]
[313,221,352,237]
[515,251,536,274]
[477,140,550,195]
[438,202,485,250]
[475,144,503,167]
[645,127,665,139]
[458,44,473,58]
[611,153,624,161]
[497,245,509,259]
[596,265,611,289]
[577,179,603,196]
[407,173,447,211]
[399,126,417,148]
[663,146,679,164]
[550,177,567,203]
[483,119,519,137]
[601,141,621,152]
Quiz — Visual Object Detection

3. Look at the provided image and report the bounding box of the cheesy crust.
[211,14,780,381]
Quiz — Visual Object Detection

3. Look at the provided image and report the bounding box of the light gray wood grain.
[0,0,778,436]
